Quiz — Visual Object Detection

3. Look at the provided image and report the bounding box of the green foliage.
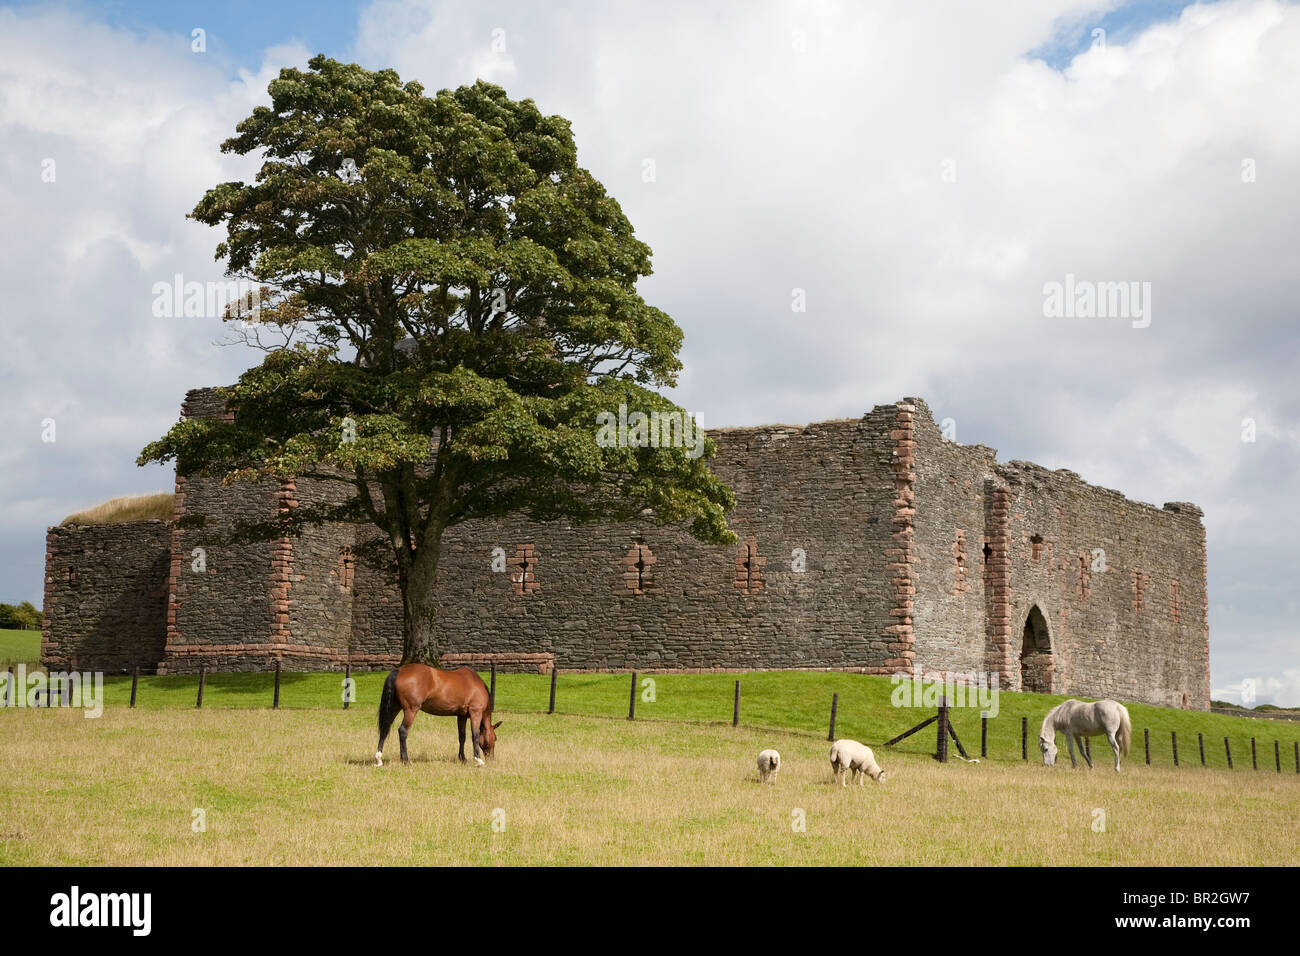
[138,57,736,658]
[0,603,42,630]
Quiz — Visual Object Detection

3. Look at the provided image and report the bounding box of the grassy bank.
[1,704,1296,866]
[11,667,1300,771]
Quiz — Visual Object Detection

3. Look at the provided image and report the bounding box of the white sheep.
[829,739,886,786]
[757,749,781,783]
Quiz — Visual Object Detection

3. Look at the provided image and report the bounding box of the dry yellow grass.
[1,707,1297,866]
[61,492,174,526]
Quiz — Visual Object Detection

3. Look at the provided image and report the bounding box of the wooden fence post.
[489,663,496,712]
[827,693,838,742]
[1198,732,1205,766]
[1021,716,1028,761]
[1294,741,1299,774]
[1251,737,1257,770]
[1171,731,1178,767]
[273,660,281,710]
[732,680,741,728]
[343,664,351,710]
[5,665,12,707]
[627,671,637,721]
[1224,737,1233,769]
[130,666,139,709]
[936,697,949,763]
[946,720,970,760]
[1275,740,1281,773]
[196,665,206,709]
[547,665,558,715]
[1144,728,1150,765]
[980,712,988,758]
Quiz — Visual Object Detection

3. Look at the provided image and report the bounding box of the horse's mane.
[1040,701,1065,739]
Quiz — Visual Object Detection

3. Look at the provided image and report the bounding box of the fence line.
[16,666,1300,776]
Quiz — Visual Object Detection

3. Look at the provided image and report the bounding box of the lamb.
[757,749,781,783]
[829,739,886,786]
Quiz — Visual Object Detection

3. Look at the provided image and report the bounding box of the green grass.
[23,667,1299,772]
[0,629,39,668]
[2,703,1297,866]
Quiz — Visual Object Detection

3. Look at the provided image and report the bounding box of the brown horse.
[375,664,502,767]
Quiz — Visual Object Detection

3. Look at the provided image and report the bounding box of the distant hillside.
[1211,700,1300,722]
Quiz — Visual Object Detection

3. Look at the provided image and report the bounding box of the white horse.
[1039,699,1131,772]
[757,749,781,783]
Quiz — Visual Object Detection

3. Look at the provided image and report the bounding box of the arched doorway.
[1020,605,1053,693]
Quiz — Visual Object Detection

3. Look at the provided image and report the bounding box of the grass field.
[0,629,38,668]
[2,668,1298,865]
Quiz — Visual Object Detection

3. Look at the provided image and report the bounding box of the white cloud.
[0,0,1296,691]
[1213,668,1300,708]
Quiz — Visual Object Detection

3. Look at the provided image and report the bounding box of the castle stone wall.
[159,471,280,673]
[909,401,999,676]
[40,386,1211,709]
[428,412,900,671]
[41,520,170,672]
[993,464,1208,708]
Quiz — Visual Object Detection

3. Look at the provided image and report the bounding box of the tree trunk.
[399,527,443,665]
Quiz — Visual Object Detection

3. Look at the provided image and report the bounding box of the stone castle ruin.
[41,388,1211,709]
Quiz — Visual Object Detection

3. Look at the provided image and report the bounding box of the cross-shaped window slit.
[733,536,764,594]
[623,540,655,594]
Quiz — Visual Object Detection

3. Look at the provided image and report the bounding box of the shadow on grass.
[351,752,491,767]
[187,673,318,696]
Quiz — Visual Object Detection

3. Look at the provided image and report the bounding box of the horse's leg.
[1065,734,1077,768]
[1107,731,1121,772]
[457,715,467,763]
[399,706,418,765]
[470,709,484,766]
[1078,735,1093,769]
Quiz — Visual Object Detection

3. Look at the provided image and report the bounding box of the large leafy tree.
[140,56,736,664]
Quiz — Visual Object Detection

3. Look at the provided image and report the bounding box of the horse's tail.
[377,669,401,752]
[1119,705,1132,756]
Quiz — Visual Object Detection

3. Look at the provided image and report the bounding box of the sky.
[0,0,1296,704]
